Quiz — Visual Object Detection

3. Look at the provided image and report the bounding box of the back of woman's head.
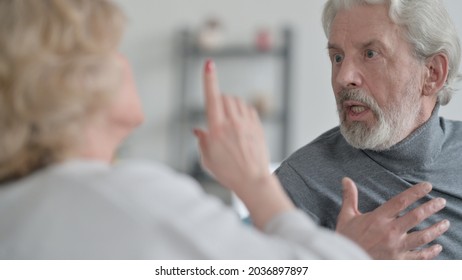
[0,0,125,183]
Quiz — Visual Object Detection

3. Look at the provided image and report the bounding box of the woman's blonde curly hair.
[0,0,125,182]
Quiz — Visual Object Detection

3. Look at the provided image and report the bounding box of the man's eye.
[333,54,344,63]
[365,49,378,58]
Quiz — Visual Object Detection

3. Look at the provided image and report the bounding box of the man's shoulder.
[275,127,349,227]
[283,126,348,165]
[274,125,363,185]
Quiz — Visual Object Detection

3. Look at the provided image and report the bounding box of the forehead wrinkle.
[328,4,397,47]
[329,21,399,53]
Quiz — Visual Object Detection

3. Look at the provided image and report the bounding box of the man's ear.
[423,53,449,97]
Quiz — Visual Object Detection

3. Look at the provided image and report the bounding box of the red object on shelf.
[256,29,272,51]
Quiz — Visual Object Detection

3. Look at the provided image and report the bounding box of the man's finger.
[376,182,432,218]
[403,219,450,251]
[396,198,446,232]
[403,244,443,260]
[203,59,224,128]
[338,177,360,222]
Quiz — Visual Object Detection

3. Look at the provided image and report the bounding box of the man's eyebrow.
[327,39,388,50]
[361,39,386,49]
[327,42,340,50]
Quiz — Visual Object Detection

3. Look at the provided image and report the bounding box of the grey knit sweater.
[276,107,462,259]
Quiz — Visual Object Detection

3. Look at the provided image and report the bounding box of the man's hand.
[337,177,450,260]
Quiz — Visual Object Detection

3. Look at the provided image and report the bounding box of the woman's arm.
[193,59,294,230]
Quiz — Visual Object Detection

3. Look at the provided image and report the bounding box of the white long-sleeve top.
[0,159,368,259]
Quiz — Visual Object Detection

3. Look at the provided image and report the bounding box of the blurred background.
[113,0,462,205]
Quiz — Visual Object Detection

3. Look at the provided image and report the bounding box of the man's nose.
[335,57,362,89]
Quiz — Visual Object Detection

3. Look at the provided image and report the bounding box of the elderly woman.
[0,0,370,259]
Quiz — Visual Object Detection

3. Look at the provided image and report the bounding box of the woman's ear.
[423,53,449,97]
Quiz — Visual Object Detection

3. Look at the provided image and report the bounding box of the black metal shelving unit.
[172,27,293,177]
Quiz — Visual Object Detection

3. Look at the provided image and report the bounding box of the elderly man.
[276,0,462,259]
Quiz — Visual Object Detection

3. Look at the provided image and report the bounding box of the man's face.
[328,4,427,150]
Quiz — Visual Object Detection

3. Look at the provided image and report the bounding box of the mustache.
[337,88,376,107]
[337,88,382,119]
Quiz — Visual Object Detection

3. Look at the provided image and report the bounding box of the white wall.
[114,0,462,168]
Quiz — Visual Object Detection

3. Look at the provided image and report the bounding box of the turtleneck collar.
[362,104,444,173]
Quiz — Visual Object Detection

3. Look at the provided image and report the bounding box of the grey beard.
[339,118,394,151]
[337,89,419,151]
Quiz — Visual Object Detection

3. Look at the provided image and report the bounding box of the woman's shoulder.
[111,159,201,190]
[2,159,205,213]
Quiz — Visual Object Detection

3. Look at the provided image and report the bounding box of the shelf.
[184,45,286,58]
[171,27,293,173]
[186,108,285,123]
